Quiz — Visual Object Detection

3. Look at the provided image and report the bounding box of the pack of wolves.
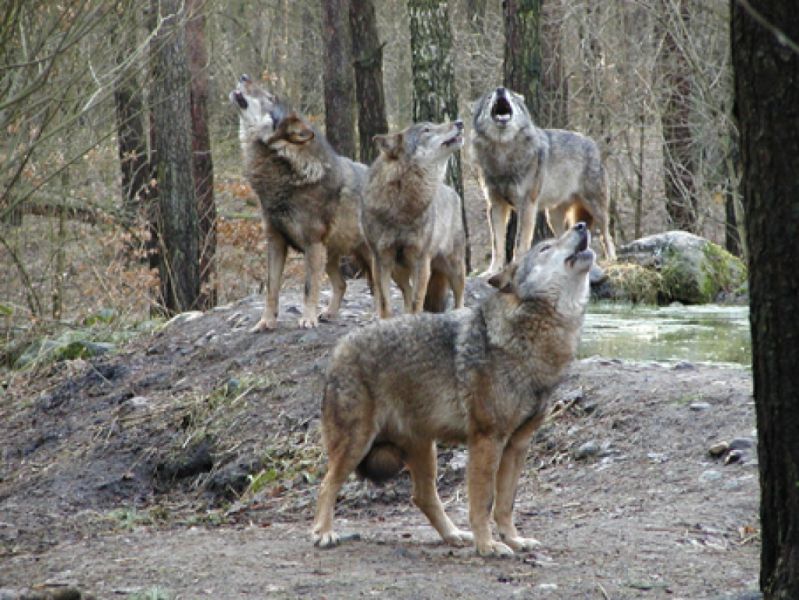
[230,75,609,557]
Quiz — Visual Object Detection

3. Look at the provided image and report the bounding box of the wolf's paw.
[501,535,541,552]
[319,309,337,322]
[442,529,474,547]
[313,530,340,549]
[250,317,277,332]
[298,316,319,329]
[475,539,515,558]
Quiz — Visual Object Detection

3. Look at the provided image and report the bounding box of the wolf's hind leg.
[406,441,472,547]
[312,427,375,548]
[494,414,545,552]
[484,196,510,276]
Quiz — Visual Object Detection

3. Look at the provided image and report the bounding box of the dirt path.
[1,280,759,599]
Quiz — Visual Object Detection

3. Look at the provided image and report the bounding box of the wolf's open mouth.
[233,90,248,109]
[491,96,513,123]
[442,132,463,147]
[565,230,592,268]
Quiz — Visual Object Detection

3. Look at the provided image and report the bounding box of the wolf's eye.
[422,126,431,133]
[538,244,551,253]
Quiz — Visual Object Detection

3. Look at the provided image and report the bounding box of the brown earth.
[0,278,760,599]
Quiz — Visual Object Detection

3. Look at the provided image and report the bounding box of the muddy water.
[580,303,751,365]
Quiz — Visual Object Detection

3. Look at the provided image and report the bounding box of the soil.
[0,278,760,599]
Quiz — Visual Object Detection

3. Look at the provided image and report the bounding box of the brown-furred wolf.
[312,223,594,557]
[471,86,616,275]
[360,120,467,318]
[230,75,372,330]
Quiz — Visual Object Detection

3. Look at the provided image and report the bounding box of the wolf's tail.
[356,442,404,484]
[423,270,449,313]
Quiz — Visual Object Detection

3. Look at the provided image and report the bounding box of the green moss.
[700,242,747,300]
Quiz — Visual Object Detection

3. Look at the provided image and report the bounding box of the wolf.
[471,86,616,275]
[230,75,372,330]
[312,222,594,557]
[360,120,467,318]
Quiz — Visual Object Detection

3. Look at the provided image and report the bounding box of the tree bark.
[186,0,216,309]
[408,0,469,270]
[502,0,547,261]
[350,0,388,164]
[659,0,698,232]
[149,0,201,314]
[732,1,799,597]
[321,0,356,159]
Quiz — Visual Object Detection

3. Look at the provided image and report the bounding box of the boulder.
[593,231,747,305]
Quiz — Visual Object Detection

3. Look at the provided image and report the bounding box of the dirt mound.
[0,280,759,598]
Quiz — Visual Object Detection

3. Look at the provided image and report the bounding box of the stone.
[708,441,729,457]
[689,402,711,411]
[699,469,723,483]
[729,437,755,451]
[574,440,600,460]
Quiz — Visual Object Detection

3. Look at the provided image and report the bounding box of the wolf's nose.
[574,222,587,232]
[496,86,507,96]
[240,74,251,83]
[455,119,464,130]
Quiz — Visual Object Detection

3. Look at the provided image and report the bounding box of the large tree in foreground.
[731,1,799,597]
[321,0,356,159]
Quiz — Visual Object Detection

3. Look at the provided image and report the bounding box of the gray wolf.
[471,86,616,275]
[312,222,594,557]
[360,120,467,317]
[230,75,372,330]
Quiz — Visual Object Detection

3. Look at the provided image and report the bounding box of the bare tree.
[657,0,698,232]
[732,1,799,597]
[321,0,356,158]
[149,0,200,314]
[350,0,388,164]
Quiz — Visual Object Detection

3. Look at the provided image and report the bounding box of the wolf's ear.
[488,262,518,294]
[373,133,402,158]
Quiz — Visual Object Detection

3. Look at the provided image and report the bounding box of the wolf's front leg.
[251,229,287,332]
[372,252,395,319]
[494,414,545,552]
[300,241,324,328]
[483,196,510,277]
[410,255,432,314]
[515,200,538,262]
[321,252,346,320]
[468,434,513,557]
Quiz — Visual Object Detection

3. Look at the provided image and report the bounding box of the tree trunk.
[408,0,469,270]
[186,0,216,309]
[321,0,356,159]
[732,1,799,598]
[113,11,148,230]
[659,0,698,232]
[149,0,201,314]
[541,0,568,129]
[350,0,388,164]
[503,0,547,261]
[465,0,488,100]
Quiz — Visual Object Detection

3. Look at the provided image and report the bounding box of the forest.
[2,0,798,598]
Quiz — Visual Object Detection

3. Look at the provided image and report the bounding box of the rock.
[699,469,723,483]
[708,441,729,457]
[725,449,745,465]
[689,402,711,411]
[537,583,559,592]
[729,437,755,450]
[615,231,747,305]
[672,361,696,371]
[154,438,215,482]
[574,440,600,460]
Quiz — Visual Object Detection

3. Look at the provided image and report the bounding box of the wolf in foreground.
[312,222,594,557]
[471,86,616,275]
[230,75,372,330]
[360,120,467,317]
